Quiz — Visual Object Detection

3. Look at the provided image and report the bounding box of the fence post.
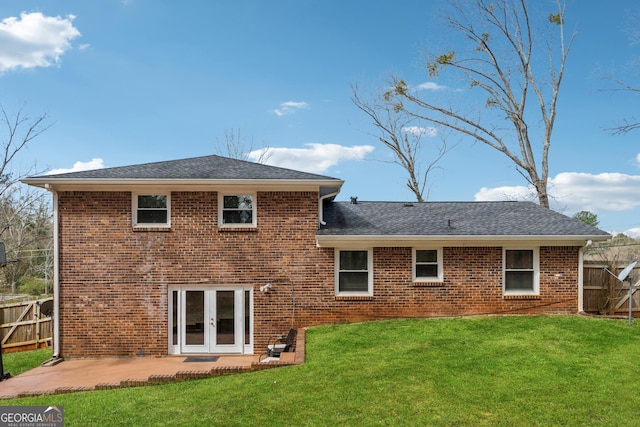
[0,332,10,380]
[35,301,41,348]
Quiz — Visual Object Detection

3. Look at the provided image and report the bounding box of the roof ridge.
[24,154,343,182]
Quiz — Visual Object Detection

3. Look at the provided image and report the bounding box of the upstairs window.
[413,248,443,282]
[504,248,539,295]
[133,194,170,227]
[219,194,255,227]
[336,249,372,295]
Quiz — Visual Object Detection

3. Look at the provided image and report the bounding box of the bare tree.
[214,128,272,163]
[0,105,52,294]
[0,188,52,293]
[0,106,51,195]
[374,0,573,208]
[353,86,449,202]
[604,11,640,135]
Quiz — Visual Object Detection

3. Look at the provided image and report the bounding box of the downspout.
[318,190,339,226]
[47,185,60,359]
[578,240,592,314]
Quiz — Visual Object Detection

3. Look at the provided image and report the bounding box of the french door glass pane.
[172,291,178,346]
[244,290,250,345]
[185,291,204,345]
[216,291,235,345]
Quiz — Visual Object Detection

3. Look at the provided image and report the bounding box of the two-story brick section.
[23,155,610,359]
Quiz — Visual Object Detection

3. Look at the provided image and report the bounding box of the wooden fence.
[583,264,640,315]
[0,297,52,353]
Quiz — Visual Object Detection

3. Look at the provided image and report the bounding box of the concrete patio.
[0,329,305,400]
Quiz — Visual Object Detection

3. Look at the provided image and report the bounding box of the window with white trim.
[336,249,372,295]
[219,194,256,227]
[503,248,539,295]
[133,194,170,227]
[413,248,443,282]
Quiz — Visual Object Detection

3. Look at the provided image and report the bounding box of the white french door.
[169,287,253,354]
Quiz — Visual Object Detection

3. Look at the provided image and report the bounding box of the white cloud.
[272,101,309,116]
[636,153,640,167]
[415,82,447,91]
[46,158,105,175]
[0,12,81,73]
[474,185,537,203]
[550,172,640,212]
[626,228,640,239]
[476,172,640,237]
[475,172,640,213]
[248,143,374,174]
[402,126,438,138]
[474,172,640,237]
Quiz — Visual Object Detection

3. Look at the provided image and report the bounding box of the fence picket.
[584,264,640,315]
[0,297,52,353]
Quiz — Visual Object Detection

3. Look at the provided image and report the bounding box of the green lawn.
[4,316,640,426]
[2,348,52,376]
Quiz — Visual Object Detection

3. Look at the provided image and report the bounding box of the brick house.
[23,155,610,359]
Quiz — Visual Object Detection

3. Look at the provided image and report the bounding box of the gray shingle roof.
[318,201,611,237]
[27,155,341,182]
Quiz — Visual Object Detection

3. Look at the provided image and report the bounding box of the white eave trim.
[21,178,345,192]
[315,234,610,248]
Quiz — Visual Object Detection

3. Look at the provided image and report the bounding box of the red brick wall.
[57,191,580,358]
[57,190,321,358]
[294,246,579,326]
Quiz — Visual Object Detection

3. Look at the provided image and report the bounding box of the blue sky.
[1,0,639,238]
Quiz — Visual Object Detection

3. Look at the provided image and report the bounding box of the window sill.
[412,281,444,287]
[133,226,171,232]
[218,226,258,232]
[503,294,541,300]
[335,295,374,301]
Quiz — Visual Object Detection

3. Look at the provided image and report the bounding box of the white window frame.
[335,249,373,296]
[132,193,171,228]
[218,193,257,228]
[503,247,539,295]
[413,248,443,283]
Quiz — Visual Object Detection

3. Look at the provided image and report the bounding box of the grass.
[2,348,52,376]
[4,316,640,426]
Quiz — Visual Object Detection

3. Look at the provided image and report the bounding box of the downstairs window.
[336,249,372,296]
[413,248,443,283]
[503,248,539,295]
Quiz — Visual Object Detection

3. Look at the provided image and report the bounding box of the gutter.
[577,240,592,314]
[315,234,611,248]
[318,190,340,226]
[46,185,60,359]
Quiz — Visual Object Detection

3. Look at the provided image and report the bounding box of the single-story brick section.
[22,155,610,359]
